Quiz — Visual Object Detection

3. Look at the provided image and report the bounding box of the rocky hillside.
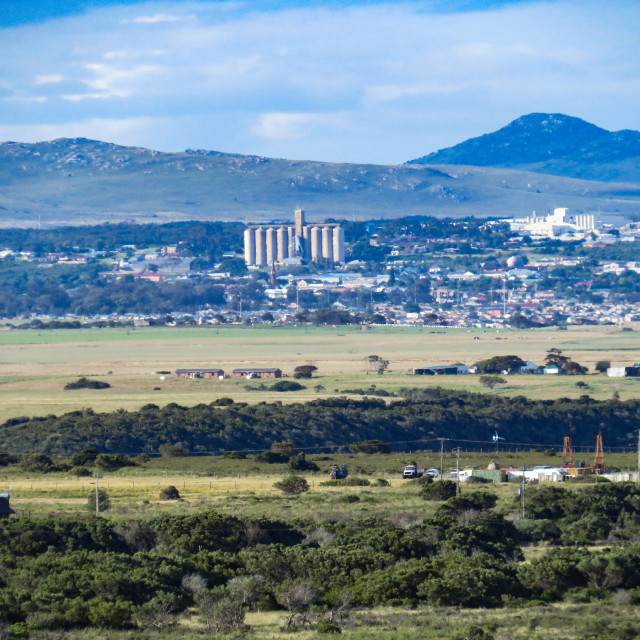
[1,135,640,226]
[408,113,640,183]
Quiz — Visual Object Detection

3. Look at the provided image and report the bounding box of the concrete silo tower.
[322,226,334,261]
[244,227,256,265]
[254,227,266,267]
[333,226,345,263]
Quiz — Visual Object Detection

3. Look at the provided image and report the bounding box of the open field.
[21,602,640,639]
[1,323,640,419]
[1,450,634,520]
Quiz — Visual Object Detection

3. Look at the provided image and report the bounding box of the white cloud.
[0,117,168,145]
[4,94,47,103]
[33,74,64,86]
[130,13,195,24]
[62,62,164,100]
[251,112,348,141]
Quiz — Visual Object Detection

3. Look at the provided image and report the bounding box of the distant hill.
[1,135,640,226]
[408,113,640,183]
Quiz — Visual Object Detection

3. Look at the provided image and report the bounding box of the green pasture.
[0,323,639,419]
[1,449,635,521]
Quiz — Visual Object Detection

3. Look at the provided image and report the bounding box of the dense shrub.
[271,380,306,392]
[288,453,320,472]
[159,486,181,500]
[320,477,371,487]
[20,452,63,473]
[212,397,234,406]
[255,451,289,464]
[70,466,93,477]
[71,447,100,466]
[273,475,310,495]
[94,454,136,472]
[64,377,111,390]
[420,480,457,501]
[0,449,20,466]
[350,439,390,454]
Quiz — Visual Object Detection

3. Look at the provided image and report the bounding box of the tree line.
[0,389,638,456]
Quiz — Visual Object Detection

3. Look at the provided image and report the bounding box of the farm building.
[414,364,471,375]
[519,361,542,374]
[175,368,225,379]
[232,368,282,379]
[0,494,15,518]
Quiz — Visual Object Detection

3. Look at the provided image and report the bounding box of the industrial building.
[509,207,597,238]
[244,208,345,267]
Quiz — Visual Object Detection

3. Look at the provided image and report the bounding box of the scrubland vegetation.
[2,326,640,637]
[2,445,640,639]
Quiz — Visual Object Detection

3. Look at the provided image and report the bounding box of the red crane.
[562,435,575,469]
[593,433,605,474]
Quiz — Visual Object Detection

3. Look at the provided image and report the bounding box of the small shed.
[232,368,282,379]
[607,366,640,378]
[0,494,15,518]
[175,368,225,379]
[471,469,507,483]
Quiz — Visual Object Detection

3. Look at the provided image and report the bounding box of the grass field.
[1,449,634,520]
[1,323,640,420]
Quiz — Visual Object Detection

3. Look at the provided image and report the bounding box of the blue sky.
[1,0,639,163]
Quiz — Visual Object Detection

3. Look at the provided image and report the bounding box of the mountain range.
[1,113,639,227]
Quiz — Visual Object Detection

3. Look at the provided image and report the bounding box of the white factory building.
[244,208,345,267]
[509,208,596,238]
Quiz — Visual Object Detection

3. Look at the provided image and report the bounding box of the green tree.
[474,355,525,374]
[294,365,318,379]
[479,375,507,390]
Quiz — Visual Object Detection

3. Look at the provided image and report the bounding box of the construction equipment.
[593,433,605,474]
[329,464,348,480]
[562,433,603,476]
[562,435,575,469]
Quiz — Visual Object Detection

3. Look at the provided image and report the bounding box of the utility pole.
[455,447,461,496]
[637,430,640,484]
[521,465,526,519]
[94,475,100,516]
[439,438,445,479]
